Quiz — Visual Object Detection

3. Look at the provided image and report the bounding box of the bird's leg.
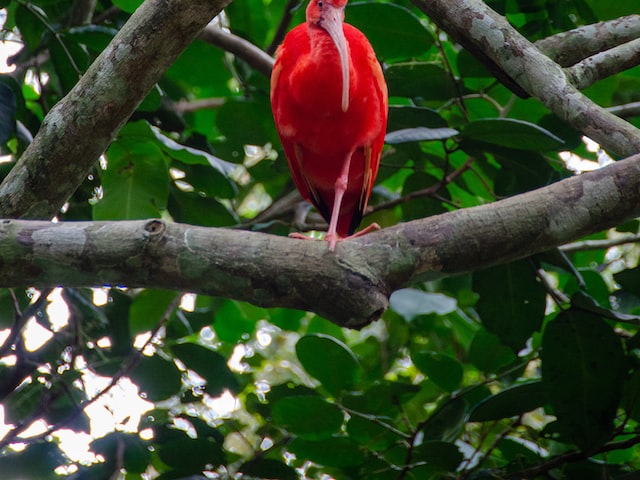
[325,154,353,251]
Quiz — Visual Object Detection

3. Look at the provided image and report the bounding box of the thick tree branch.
[2,153,639,328]
[0,0,230,220]
[415,0,640,157]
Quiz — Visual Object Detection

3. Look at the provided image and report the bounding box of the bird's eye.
[317,0,323,8]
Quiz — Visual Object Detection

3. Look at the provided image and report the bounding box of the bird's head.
[306,0,350,112]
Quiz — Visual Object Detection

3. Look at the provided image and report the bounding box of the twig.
[508,433,640,479]
[369,156,476,213]
[0,288,54,357]
[174,97,226,113]
[92,5,121,25]
[460,418,522,478]
[338,406,411,440]
[560,233,640,252]
[608,101,640,119]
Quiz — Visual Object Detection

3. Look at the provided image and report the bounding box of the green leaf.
[216,98,276,152]
[170,343,240,396]
[168,187,238,227]
[288,437,365,468]
[422,396,467,442]
[67,25,118,53]
[296,334,361,396]
[468,328,517,373]
[399,172,450,221]
[571,291,640,323]
[411,350,463,392]
[150,127,236,198]
[91,433,150,474]
[213,299,259,343]
[615,266,640,293]
[103,289,133,358]
[225,0,271,46]
[386,62,457,100]
[49,35,88,94]
[497,437,540,464]
[272,396,344,439]
[584,0,639,20]
[387,105,448,130]
[239,458,298,480]
[129,289,178,334]
[390,289,457,321]
[492,150,563,196]
[461,118,565,151]
[165,40,231,98]
[157,436,225,473]
[385,127,459,144]
[473,260,546,352]
[457,48,492,78]
[412,441,463,471]
[129,354,182,402]
[15,4,45,52]
[94,138,169,220]
[346,414,399,450]
[0,442,64,479]
[541,310,626,450]
[343,381,421,416]
[469,381,546,421]
[0,81,16,144]
[45,386,91,433]
[112,0,143,13]
[346,2,433,60]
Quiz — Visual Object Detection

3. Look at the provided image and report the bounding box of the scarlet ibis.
[270,0,388,250]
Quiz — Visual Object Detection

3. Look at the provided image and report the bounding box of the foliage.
[0,0,640,479]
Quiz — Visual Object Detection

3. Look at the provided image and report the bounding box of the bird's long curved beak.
[320,4,349,112]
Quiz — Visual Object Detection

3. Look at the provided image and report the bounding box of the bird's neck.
[307,23,349,66]
[306,23,352,112]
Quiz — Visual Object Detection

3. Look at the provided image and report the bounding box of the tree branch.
[535,14,640,67]
[414,0,640,157]
[0,0,231,220]
[608,101,640,119]
[566,38,640,91]
[2,153,640,328]
[199,25,275,77]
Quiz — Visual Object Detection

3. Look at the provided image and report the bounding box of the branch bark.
[565,38,640,91]
[0,0,230,220]
[3,153,640,329]
[535,14,640,67]
[414,0,640,157]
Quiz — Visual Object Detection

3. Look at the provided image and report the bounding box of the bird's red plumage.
[270,2,388,240]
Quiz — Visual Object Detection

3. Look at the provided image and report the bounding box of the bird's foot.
[288,231,340,251]
[348,222,381,239]
[289,223,380,252]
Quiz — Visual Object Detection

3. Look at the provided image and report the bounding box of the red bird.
[270,0,388,250]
